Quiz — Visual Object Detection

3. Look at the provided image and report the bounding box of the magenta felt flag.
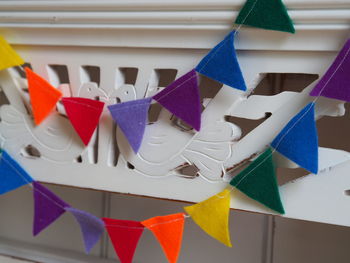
[108,97,152,153]
[310,39,350,101]
[153,69,201,131]
[33,182,70,236]
[65,207,104,253]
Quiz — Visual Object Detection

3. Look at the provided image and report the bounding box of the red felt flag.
[25,67,62,125]
[142,213,185,263]
[103,218,144,263]
[62,97,104,146]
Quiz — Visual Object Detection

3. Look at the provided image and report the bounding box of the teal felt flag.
[195,31,247,91]
[230,148,285,214]
[235,0,295,34]
[0,150,33,195]
[271,103,318,174]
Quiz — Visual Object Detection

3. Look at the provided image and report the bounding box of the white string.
[4,0,347,229]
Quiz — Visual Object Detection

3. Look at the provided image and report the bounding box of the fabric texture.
[0,35,24,70]
[108,97,152,153]
[33,182,70,236]
[103,218,144,263]
[184,189,232,247]
[235,0,295,33]
[271,103,318,174]
[310,39,350,102]
[25,67,63,125]
[0,150,33,195]
[142,213,185,263]
[62,97,105,146]
[195,31,247,91]
[230,148,285,214]
[153,69,201,131]
[65,207,104,253]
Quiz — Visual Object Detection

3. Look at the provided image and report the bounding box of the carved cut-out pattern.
[0,62,346,183]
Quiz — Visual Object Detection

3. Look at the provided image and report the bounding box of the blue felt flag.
[195,31,246,91]
[0,150,33,195]
[65,207,105,253]
[108,97,152,153]
[271,103,318,174]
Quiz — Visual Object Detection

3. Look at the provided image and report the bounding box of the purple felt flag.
[65,207,104,253]
[310,39,350,101]
[153,69,201,131]
[108,97,152,153]
[33,182,70,236]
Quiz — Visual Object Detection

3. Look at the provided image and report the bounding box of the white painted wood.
[0,0,349,229]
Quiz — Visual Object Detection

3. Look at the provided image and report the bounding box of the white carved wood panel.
[0,0,349,227]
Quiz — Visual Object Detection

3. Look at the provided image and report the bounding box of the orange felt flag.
[142,213,185,263]
[25,67,62,125]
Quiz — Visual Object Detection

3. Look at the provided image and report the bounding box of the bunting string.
[0,0,349,261]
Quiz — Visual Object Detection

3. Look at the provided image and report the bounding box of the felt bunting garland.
[142,213,185,263]
[271,103,318,174]
[0,150,33,195]
[0,35,24,70]
[153,69,201,131]
[33,182,70,236]
[103,218,144,263]
[195,31,247,91]
[108,97,152,153]
[62,97,105,146]
[235,0,295,34]
[25,67,63,125]
[65,207,104,253]
[310,39,350,102]
[230,148,285,214]
[184,189,232,247]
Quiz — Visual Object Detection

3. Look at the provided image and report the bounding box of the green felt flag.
[235,0,295,34]
[230,148,285,214]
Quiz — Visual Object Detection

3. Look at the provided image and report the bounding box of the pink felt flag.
[310,39,350,101]
[33,182,70,236]
[62,97,104,146]
[108,97,152,153]
[103,218,144,263]
[65,207,104,253]
[153,69,201,131]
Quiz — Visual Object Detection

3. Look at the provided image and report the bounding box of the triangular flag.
[142,213,185,263]
[25,67,63,125]
[153,70,201,131]
[103,218,144,263]
[184,190,232,247]
[108,97,152,153]
[195,31,247,91]
[0,36,24,70]
[310,39,350,102]
[230,148,285,214]
[271,103,318,174]
[62,97,104,146]
[65,207,104,253]
[235,0,295,34]
[33,182,70,236]
[0,150,33,194]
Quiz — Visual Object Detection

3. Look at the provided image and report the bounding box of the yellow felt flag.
[184,189,232,247]
[0,36,24,71]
